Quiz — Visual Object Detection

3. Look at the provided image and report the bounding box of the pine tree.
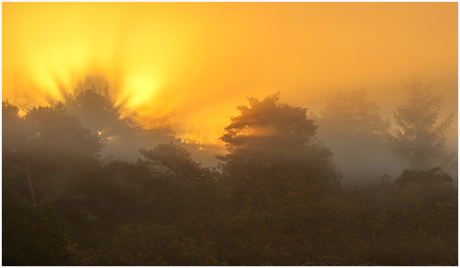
[389,77,454,170]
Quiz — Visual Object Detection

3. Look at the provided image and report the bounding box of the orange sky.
[2,2,458,140]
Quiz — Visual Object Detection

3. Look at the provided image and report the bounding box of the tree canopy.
[388,78,454,170]
[140,142,208,187]
[319,88,390,146]
[25,103,102,158]
[2,82,457,266]
[218,93,337,202]
[317,88,394,186]
[2,100,28,158]
[64,86,131,137]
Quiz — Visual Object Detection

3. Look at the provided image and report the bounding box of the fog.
[2,1,457,186]
[3,2,458,184]
[2,3,458,266]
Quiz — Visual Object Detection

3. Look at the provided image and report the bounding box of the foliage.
[388,77,454,169]
[317,88,395,186]
[63,86,176,161]
[2,88,457,266]
[320,88,390,145]
[3,101,103,206]
[2,183,71,265]
[138,142,221,216]
[2,100,30,160]
[3,100,102,162]
[64,86,124,132]
[221,92,318,148]
[140,142,206,186]
[369,169,458,265]
[96,222,224,265]
[25,102,102,158]
[395,167,456,206]
[2,98,20,118]
[218,93,337,204]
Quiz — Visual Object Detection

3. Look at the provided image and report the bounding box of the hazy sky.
[2,2,458,139]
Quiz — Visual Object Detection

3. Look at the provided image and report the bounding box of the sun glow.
[119,74,161,109]
[2,3,182,114]
[2,2,457,142]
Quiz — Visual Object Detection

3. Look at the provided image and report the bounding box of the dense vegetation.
[2,78,457,265]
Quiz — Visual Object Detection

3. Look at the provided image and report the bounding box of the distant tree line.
[2,77,457,265]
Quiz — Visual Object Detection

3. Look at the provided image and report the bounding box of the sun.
[117,73,161,110]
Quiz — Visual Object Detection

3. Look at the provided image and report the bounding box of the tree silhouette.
[64,86,128,137]
[139,142,217,215]
[388,78,454,170]
[318,88,392,185]
[319,88,390,147]
[2,100,37,205]
[395,167,455,205]
[2,183,70,265]
[25,102,102,158]
[218,93,337,202]
[63,85,177,161]
[2,100,28,157]
[140,142,205,187]
[3,101,102,205]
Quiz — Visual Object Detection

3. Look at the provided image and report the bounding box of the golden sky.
[2,2,458,139]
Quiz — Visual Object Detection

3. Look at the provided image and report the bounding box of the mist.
[2,2,458,266]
